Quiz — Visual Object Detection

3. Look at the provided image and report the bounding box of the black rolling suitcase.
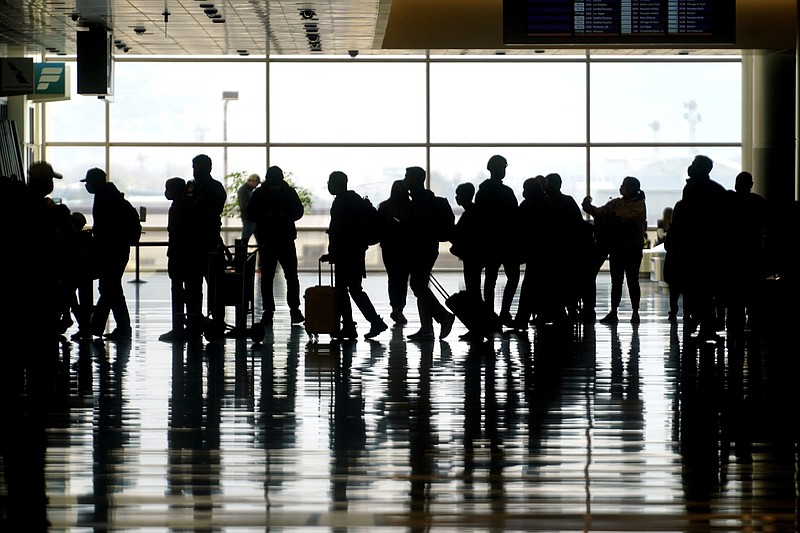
[430,274,502,340]
[304,259,339,341]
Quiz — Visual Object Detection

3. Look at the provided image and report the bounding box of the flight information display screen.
[504,0,735,45]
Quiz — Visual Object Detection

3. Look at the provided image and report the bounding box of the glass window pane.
[44,62,106,142]
[590,61,741,143]
[589,147,741,226]
[430,147,588,205]
[110,61,267,143]
[269,62,427,143]
[430,62,586,143]
[269,146,426,215]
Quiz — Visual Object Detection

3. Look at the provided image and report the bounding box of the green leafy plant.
[223,170,313,218]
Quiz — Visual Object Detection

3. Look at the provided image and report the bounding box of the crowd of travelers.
[1,152,797,348]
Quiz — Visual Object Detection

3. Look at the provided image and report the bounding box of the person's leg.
[108,252,131,334]
[623,248,643,323]
[258,246,279,323]
[409,259,434,336]
[483,259,500,309]
[463,260,482,298]
[334,265,356,336]
[279,241,302,319]
[91,269,112,335]
[600,253,624,323]
[500,259,520,324]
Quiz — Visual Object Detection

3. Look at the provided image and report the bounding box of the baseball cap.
[80,167,107,184]
[28,161,63,182]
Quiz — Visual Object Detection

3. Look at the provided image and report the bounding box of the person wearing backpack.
[402,166,456,341]
[82,167,139,341]
[320,171,388,340]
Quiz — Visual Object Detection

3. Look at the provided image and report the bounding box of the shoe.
[667,312,677,323]
[158,329,185,342]
[407,330,435,341]
[104,328,132,341]
[390,309,408,325]
[440,312,456,339]
[599,312,618,324]
[498,311,514,327]
[260,313,274,326]
[364,319,388,339]
[290,309,305,324]
[630,310,640,324]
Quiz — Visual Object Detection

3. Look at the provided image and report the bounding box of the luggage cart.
[205,241,263,343]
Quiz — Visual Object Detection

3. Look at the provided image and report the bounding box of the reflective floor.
[1,271,799,532]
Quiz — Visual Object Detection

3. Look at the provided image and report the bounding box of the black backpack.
[359,196,382,247]
[122,198,142,245]
[431,195,455,242]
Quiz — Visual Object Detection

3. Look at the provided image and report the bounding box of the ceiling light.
[299,9,316,20]
[204,7,218,15]
[199,2,214,7]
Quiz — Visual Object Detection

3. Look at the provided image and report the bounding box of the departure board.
[504,0,735,45]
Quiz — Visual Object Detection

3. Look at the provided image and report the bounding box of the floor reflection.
[0,272,797,531]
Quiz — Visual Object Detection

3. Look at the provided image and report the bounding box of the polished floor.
[1,271,799,532]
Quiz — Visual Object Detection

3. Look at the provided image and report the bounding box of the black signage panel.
[504,0,735,45]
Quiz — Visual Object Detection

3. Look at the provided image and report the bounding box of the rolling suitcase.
[304,259,339,341]
[430,274,502,340]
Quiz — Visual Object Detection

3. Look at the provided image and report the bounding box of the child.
[159,177,194,342]
[68,211,97,340]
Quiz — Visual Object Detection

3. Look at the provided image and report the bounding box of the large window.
[42,53,742,266]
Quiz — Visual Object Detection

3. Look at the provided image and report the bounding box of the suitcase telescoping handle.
[319,257,334,286]
[429,273,450,300]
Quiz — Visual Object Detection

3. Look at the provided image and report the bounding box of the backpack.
[431,195,455,242]
[122,198,142,245]
[359,196,382,246]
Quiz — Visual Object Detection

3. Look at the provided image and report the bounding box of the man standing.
[475,155,520,326]
[238,173,260,247]
[320,171,388,340]
[668,155,728,339]
[187,154,226,331]
[247,165,305,326]
[403,166,455,341]
[83,168,139,340]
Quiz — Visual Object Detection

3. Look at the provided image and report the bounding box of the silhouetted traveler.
[67,211,96,341]
[543,172,584,324]
[247,165,305,326]
[403,166,456,341]
[668,155,728,339]
[475,155,520,326]
[450,182,483,298]
[726,171,769,329]
[655,206,673,247]
[320,171,388,340]
[24,161,65,337]
[377,179,412,325]
[238,173,260,247]
[513,176,555,329]
[82,168,137,340]
[187,154,227,329]
[582,176,647,325]
[159,177,201,342]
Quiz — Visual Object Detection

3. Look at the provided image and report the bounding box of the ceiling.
[0,0,796,58]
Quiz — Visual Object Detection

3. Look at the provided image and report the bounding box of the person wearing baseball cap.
[27,161,63,199]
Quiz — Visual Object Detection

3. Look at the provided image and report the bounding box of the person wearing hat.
[27,161,63,202]
[82,167,139,341]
